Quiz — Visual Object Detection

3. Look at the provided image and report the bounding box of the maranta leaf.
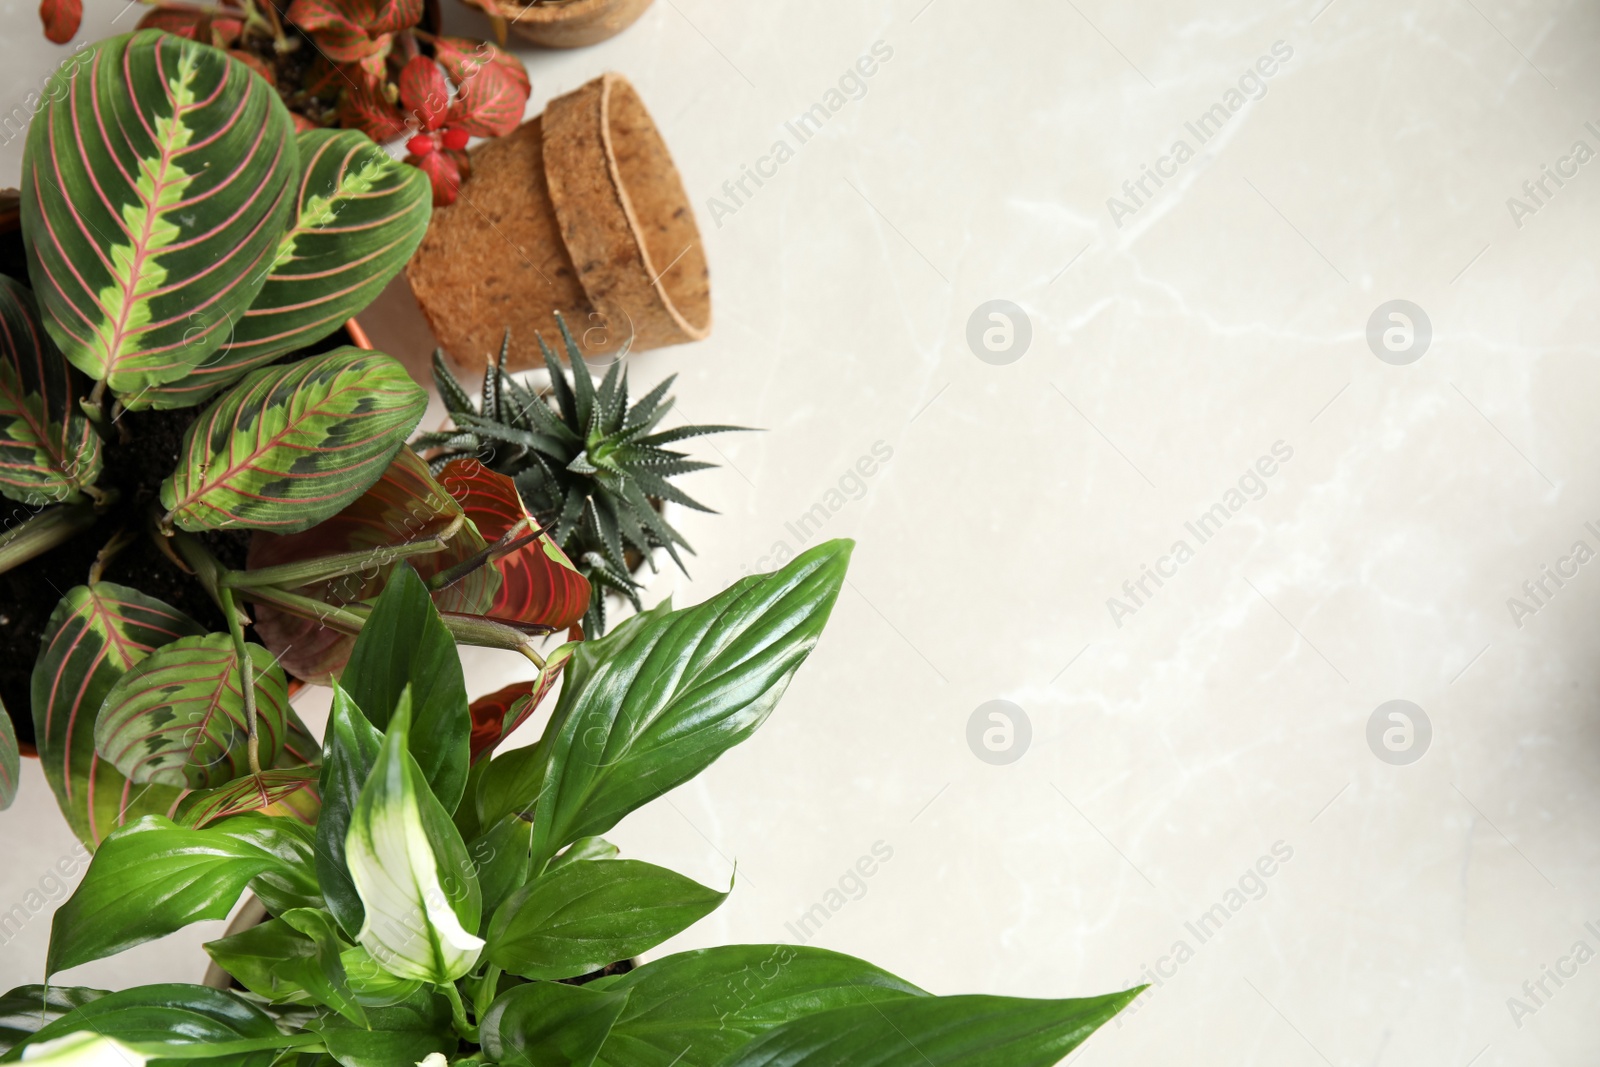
[0,275,100,506]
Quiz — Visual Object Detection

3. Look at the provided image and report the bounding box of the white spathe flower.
[346,690,483,983]
[21,1032,149,1065]
[417,1055,449,1067]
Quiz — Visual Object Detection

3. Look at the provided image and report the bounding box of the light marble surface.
[4,1,1600,1063]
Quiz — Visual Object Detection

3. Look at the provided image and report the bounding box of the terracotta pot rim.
[500,0,626,23]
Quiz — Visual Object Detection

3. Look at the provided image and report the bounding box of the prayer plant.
[0,541,1141,1066]
[0,31,591,835]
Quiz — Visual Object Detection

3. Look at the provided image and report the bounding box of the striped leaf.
[31,583,202,846]
[0,275,101,505]
[160,347,427,533]
[0,701,18,811]
[20,30,298,399]
[437,458,590,630]
[94,633,290,789]
[30,583,316,847]
[248,448,497,683]
[142,130,432,409]
[174,768,321,828]
[467,644,572,764]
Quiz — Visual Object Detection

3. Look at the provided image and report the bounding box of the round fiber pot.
[405,72,711,371]
[501,0,654,48]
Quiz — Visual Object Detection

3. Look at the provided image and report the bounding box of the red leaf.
[447,61,527,138]
[436,458,591,630]
[248,450,499,683]
[434,36,530,95]
[229,49,278,87]
[288,0,382,63]
[369,0,424,34]
[468,645,573,763]
[136,7,243,45]
[291,112,321,133]
[409,149,462,206]
[340,80,409,142]
[398,55,451,131]
[39,0,81,43]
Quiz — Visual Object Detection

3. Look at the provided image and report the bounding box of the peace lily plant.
[1,544,1140,1065]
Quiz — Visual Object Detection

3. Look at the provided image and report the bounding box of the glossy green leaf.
[549,836,620,871]
[481,981,630,1067]
[160,348,426,533]
[345,691,482,982]
[588,946,926,1067]
[20,30,297,397]
[14,983,286,1066]
[203,919,419,1009]
[469,813,533,925]
[340,564,469,811]
[278,908,366,1027]
[0,706,16,812]
[5,1031,149,1065]
[94,633,289,789]
[315,681,382,939]
[0,986,106,1055]
[718,990,1142,1067]
[45,813,318,975]
[31,583,204,846]
[526,540,852,870]
[0,275,100,505]
[144,129,430,409]
[309,987,452,1067]
[487,859,726,981]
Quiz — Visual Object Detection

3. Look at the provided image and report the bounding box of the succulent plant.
[416,319,746,635]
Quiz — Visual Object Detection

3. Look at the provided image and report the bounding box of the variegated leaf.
[433,37,529,96]
[160,347,426,533]
[437,458,590,630]
[20,30,298,398]
[142,130,431,409]
[248,448,497,683]
[399,56,450,130]
[31,584,201,847]
[0,275,100,506]
[0,700,18,811]
[173,768,321,828]
[94,633,289,789]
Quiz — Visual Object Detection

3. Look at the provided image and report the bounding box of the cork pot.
[500,0,655,49]
[405,73,711,370]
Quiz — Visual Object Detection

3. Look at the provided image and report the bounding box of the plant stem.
[0,502,99,576]
[224,517,464,591]
[441,980,478,1043]
[474,964,502,1025]
[425,519,534,592]
[219,585,262,777]
[169,527,231,617]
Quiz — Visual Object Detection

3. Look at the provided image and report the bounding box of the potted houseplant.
[1,542,1142,1064]
[406,72,712,368]
[35,0,532,206]
[0,31,590,841]
[418,323,745,634]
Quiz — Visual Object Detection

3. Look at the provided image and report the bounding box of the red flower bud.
[441,126,470,151]
[407,133,436,156]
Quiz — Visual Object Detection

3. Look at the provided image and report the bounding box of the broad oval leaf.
[589,945,925,1067]
[0,703,17,812]
[0,985,107,1055]
[345,691,483,982]
[717,990,1142,1067]
[308,987,453,1067]
[339,565,470,812]
[21,30,297,396]
[15,984,284,1067]
[437,458,590,630]
[142,129,431,409]
[94,633,289,788]
[316,681,383,940]
[525,540,851,870]
[481,981,630,1067]
[247,447,496,683]
[12,1031,148,1065]
[30,583,204,846]
[173,768,321,828]
[0,276,101,506]
[486,858,727,981]
[160,347,426,533]
[45,813,319,975]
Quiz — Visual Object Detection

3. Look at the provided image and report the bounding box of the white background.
[3,1,1600,1064]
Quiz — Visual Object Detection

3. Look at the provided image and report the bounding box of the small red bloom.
[407,133,435,156]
